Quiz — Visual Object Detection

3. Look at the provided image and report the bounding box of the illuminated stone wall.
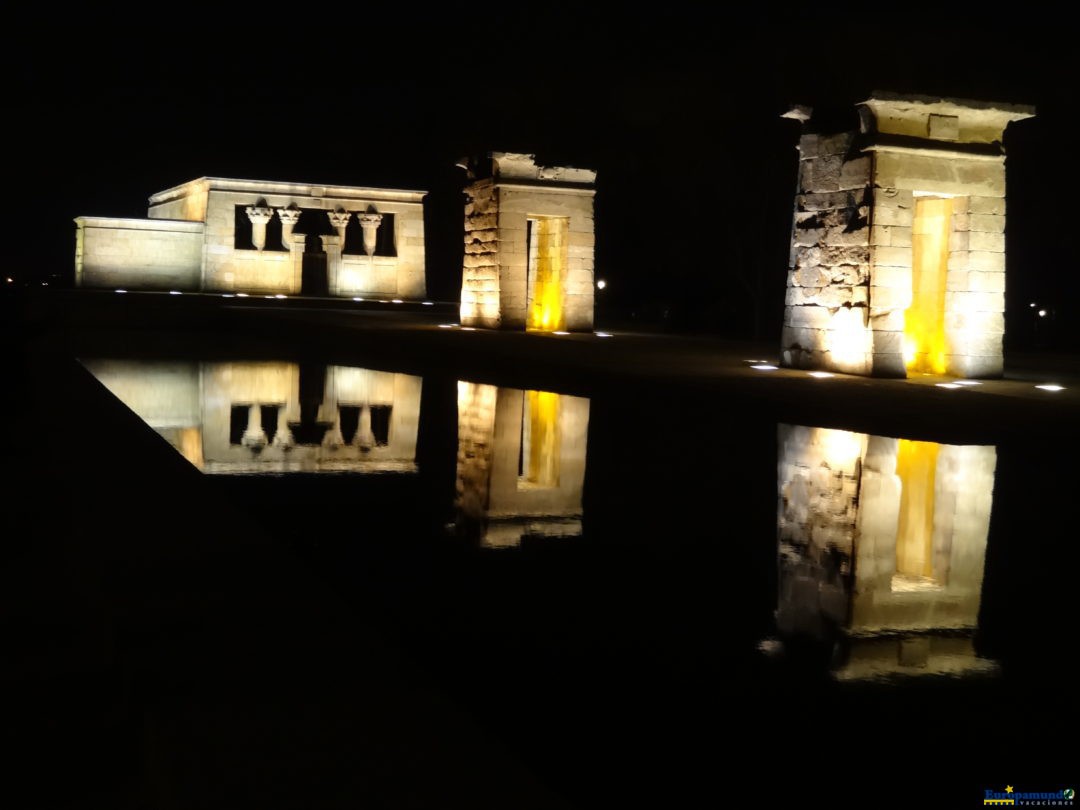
[76,177,426,298]
[74,217,204,290]
[454,382,590,548]
[460,153,596,331]
[775,423,998,679]
[84,360,422,474]
[781,93,1033,378]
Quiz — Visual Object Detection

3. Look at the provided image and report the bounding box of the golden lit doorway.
[518,390,560,488]
[893,438,941,590]
[525,217,568,331]
[905,197,953,374]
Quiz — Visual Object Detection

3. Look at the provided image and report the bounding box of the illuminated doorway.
[525,217,568,332]
[905,197,953,374]
[518,390,560,488]
[893,438,942,590]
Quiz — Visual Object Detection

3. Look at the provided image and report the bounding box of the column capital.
[327,210,352,229]
[359,213,384,228]
[246,205,274,226]
[278,207,301,226]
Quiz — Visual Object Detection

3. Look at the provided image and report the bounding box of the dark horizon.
[9,12,1076,347]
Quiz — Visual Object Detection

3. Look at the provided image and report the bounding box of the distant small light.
[461,326,476,331]
[1030,302,1037,308]
[422,301,434,306]
[392,299,403,304]
[5,277,13,283]
[595,331,613,338]
[1038,309,1047,317]
[41,282,49,286]
[1036,384,1065,392]
[378,300,389,304]
[745,359,770,364]
[751,364,778,371]
[221,293,235,298]
[596,279,607,290]
[115,289,127,294]
[954,380,981,386]
[438,323,455,328]
[936,383,961,389]
[169,290,182,295]
[353,297,364,302]
[553,330,570,335]
[275,294,287,299]
[264,295,274,299]
[236,292,249,298]
[808,371,833,378]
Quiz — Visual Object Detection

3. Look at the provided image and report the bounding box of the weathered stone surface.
[839,157,872,189]
[873,187,913,209]
[870,285,912,310]
[786,305,834,329]
[968,196,1006,215]
[872,245,912,267]
[791,265,831,287]
[946,290,1005,314]
[946,311,1004,333]
[872,206,912,227]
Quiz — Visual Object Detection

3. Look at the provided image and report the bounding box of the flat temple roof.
[148,177,428,206]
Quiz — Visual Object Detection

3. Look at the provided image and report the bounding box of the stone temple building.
[781,92,1034,378]
[460,153,597,331]
[773,423,998,680]
[75,177,426,299]
[454,382,590,548]
[85,360,422,474]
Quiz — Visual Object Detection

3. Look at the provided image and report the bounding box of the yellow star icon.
[1005,786,1014,794]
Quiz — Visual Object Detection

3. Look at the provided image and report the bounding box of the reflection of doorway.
[302,233,328,297]
[905,197,953,374]
[518,390,560,488]
[893,439,943,590]
[525,217,568,331]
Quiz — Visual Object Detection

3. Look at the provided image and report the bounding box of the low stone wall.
[75,217,204,290]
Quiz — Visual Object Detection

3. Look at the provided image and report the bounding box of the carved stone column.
[288,231,306,294]
[272,405,294,449]
[321,234,343,297]
[328,209,352,243]
[278,206,301,243]
[356,404,375,451]
[241,404,268,451]
[358,213,383,257]
[245,205,274,251]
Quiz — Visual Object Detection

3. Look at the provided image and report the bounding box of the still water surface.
[82,355,1075,806]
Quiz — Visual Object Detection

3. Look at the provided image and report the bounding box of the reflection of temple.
[84,360,421,474]
[455,382,590,548]
[774,423,998,680]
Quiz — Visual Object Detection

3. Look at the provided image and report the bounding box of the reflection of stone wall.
[775,423,997,679]
[454,382,590,548]
[460,153,596,331]
[84,360,422,474]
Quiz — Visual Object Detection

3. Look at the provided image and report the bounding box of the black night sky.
[8,12,1077,345]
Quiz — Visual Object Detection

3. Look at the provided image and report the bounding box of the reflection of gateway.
[455,382,590,548]
[83,360,421,474]
[772,423,998,680]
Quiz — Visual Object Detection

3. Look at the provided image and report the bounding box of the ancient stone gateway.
[460,153,597,331]
[781,93,1034,378]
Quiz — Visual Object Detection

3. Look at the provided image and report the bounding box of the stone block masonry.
[460,153,597,331]
[780,93,1032,378]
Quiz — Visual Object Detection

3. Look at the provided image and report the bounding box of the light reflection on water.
[82,360,422,474]
[454,381,590,548]
[771,423,998,681]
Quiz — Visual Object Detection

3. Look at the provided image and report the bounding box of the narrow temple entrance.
[525,217,568,332]
[301,233,328,297]
[893,439,941,590]
[905,197,953,374]
[518,390,560,488]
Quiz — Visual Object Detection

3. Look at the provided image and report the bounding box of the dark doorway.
[302,233,328,297]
